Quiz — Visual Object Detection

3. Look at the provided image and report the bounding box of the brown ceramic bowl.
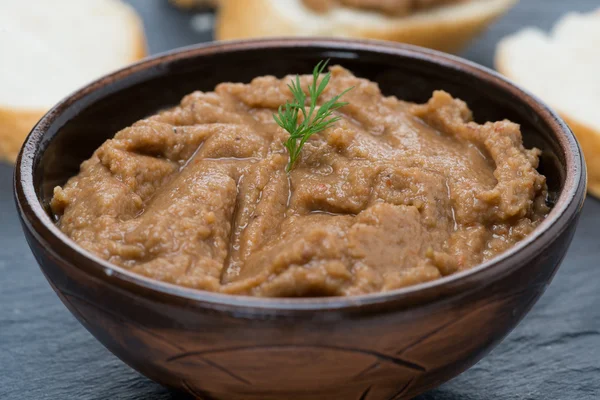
[15,39,586,400]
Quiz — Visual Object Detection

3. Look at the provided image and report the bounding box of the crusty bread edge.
[0,3,148,164]
[216,0,517,53]
[122,0,149,63]
[496,53,598,198]
[560,114,597,198]
[131,15,149,62]
[170,0,221,8]
[0,107,44,163]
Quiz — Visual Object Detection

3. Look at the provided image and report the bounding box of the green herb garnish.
[273,60,353,172]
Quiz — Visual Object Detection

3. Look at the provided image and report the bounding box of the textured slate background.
[1,0,599,398]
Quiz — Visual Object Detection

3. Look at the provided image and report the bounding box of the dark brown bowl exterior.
[15,39,585,400]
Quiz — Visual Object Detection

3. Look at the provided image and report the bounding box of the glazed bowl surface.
[15,38,586,400]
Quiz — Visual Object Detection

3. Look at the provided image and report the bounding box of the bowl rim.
[14,38,586,314]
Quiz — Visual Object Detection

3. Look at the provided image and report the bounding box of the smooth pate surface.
[51,66,549,297]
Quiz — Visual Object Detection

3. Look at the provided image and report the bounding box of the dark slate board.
[1,0,599,398]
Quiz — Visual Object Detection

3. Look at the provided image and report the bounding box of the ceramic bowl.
[15,39,586,400]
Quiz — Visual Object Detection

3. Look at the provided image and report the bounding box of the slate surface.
[1,0,599,398]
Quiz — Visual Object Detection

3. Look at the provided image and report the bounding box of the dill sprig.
[273,60,353,172]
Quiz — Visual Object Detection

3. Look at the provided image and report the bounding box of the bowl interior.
[33,40,566,234]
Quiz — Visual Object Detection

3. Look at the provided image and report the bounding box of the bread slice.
[216,0,517,53]
[496,9,600,197]
[0,0,147,163]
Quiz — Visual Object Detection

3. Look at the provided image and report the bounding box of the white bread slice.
[496,9,600,197]
[216,0,517,53]
[0,0,147,163]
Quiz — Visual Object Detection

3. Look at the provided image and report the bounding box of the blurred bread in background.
[0,0,147,163]
[496,9,600,197]
[215,0,517,53]
[170,0,221,8]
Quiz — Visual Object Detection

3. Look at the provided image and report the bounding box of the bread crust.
[170,0,221,8]
[216,0,517,53]
[0,107,44,163]
[560,114,599,198]
[132,14,149,62]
